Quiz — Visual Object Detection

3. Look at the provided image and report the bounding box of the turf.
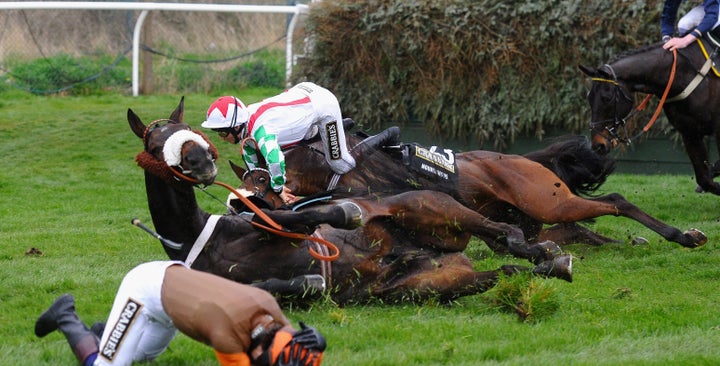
[1,91,719,365]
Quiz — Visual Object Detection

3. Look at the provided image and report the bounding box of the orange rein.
[169,166,340,262]
[641,48,678,133]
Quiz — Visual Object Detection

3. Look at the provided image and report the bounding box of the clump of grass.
[481,272,559,322]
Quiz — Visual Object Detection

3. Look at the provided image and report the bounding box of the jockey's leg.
[355,126,401,151]
[35,294,99,365]
[317,115,356,174]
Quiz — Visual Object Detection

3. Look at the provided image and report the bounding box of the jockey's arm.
[249,125,287,193]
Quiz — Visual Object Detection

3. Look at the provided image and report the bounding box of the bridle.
[142,121,341,263]
[241,167,274,201]
[588,65,636,145]
[589,49,678,146]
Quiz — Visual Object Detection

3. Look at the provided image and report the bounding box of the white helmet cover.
[201,96,250,129]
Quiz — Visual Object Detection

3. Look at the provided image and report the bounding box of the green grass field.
[2,91,720,365]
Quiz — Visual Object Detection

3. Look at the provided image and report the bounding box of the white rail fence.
[0,1,310,96]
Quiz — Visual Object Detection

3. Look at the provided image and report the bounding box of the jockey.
[34,261,326,366]
[662,0,720,50]
[201,82,356,204]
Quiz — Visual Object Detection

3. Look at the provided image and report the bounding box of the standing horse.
[579,37,720,194]
[278,130,707,249]
[128,97,572,305]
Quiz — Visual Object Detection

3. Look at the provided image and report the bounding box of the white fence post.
[132,10,150,97]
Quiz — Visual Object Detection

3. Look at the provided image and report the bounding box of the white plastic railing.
[0,2,309,96]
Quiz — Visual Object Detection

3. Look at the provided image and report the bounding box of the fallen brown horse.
[128,97,572,305]
[279,127,707,249]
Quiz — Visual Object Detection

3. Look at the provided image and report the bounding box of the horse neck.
[613,45,694,95]
[144,171,209,258]
[284,148,334,195]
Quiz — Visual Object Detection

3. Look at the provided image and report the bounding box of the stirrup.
[302,274,326,292]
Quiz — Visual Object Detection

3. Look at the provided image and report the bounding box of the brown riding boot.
[35,293,99,364]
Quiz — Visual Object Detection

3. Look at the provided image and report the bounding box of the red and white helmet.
[201,96,250,129]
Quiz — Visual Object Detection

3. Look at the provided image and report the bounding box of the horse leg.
[538,193,707,248]
[713,130,720,178]
[695,131,720,192]
[371,253,572,303]
[682,134,720,195]
[257,201,362,233]
[537,223,621,246]
[252,275,325,302]
[364,192,562,263]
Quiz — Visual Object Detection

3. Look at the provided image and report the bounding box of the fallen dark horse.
[279,127,707,250]
[128,97,572,305]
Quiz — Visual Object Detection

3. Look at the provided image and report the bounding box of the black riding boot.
[358,126,401,150]
[35,293,99,364]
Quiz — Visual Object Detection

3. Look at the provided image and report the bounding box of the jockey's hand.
[663,34,697,51]
[280,187,297,205]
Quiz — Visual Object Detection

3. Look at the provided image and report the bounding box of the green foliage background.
[296,0,663,149]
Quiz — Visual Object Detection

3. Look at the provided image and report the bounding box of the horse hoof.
[535,240,563,262]
[631,237,649,245]
[302,274,326,292]
[339,202,363,228]
[684,228,707,248]
[532,254,573,283]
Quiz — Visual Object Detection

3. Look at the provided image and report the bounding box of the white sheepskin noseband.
[163,130,210,166]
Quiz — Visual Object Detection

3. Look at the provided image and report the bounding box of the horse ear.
[228,160,247,180]
[169,96,185,123]
[578,65,598,77]
[127,108,146,139]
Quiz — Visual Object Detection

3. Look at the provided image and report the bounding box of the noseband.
[143,119,206,176]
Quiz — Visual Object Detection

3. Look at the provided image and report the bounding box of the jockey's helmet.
[202,96,249,129]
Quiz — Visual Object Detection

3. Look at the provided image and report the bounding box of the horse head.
[578,64,636,155]
[226,160,285,212]
[128,97,219,186]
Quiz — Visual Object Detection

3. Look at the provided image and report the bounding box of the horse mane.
[608,43,663,64]
[136,150,175,182]
[523,135,616,197]
[135,130,219,183]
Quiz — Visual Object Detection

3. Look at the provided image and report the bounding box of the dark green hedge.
[295,0,663,149]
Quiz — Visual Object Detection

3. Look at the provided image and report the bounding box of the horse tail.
[523,135,616,196]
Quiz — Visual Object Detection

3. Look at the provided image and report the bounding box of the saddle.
[352,126,460,187]
[393,142,459,186]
